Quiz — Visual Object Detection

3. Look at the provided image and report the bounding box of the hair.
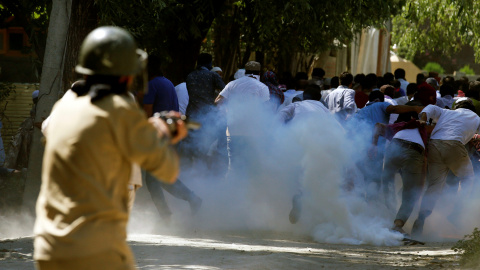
[442,76,455,89]
[416,73,425,85]
[392,79,401,89]
[394,68,406,79]
[361,73,377,90]
[147,54,163,78]
[368,90,385,102]
[279,71,295,90]
[330,76,340,88]
[197,53,213,67]
[406,83,418,96]
[382,85,395,98]
[454,100,476,113]
[384,72,394,84]
[339,72,353,86]
[376,76,385,88]
[440,84,455,97]
[311,68,325,78]
[354,73,366,85]
[466,81,480,100]
[303,84,322,101]
[294,72,309,81]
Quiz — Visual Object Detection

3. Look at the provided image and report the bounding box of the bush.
[459,64,475,75]
[452,228,480,267]
[422,62,445,74]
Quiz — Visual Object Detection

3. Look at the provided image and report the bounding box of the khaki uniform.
[34,93,178,268]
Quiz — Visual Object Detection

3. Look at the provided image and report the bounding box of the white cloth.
[324,85,357,121]
[278,100,330,122]
[384,97,398,124]
[278,90,302,111]
[421,105,480,144]
[219,76,269,136]
[175,82,189,115]
[436,95,454,109]
[398,78,409,93]
[394,96,409,105]
[320,88,334,103]
[234,69,245,80]
[393,128,425,149]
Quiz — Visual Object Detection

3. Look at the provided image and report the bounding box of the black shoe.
[289,195,302,224]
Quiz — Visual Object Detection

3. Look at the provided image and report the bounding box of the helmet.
[75,26,147,76]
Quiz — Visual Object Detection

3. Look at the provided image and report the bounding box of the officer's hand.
[148,116,171,139]
[160,111,188,145]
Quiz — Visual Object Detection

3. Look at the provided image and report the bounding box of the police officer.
[34,26,187,270]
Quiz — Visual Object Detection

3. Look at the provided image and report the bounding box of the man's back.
[145,76,179,113]
[324,85,357,122]
[186,68,225,116]
[35,93,178,261]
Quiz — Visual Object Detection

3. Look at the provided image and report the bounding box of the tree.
[392,0,480,62]
[23,0,72,210]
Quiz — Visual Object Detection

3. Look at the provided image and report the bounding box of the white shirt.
[175,82,189,115]
[398,78,409,93]
[384,97,398,124]
[278,100,330,122]
[324,85,357,122]
[277,90,301,111]
[436,95,454,109]
[393,128,425,149]
[394,96,409,105]
[320,88,334,103]
[421,105,480,144]
[219,76,269,136]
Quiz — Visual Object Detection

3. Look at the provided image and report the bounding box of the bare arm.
[215,94,225,106]
[372,123,387,146]
[386,105,424,115]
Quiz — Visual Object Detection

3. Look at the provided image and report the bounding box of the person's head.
[323,77,331,89]
[466,81,480,100]
[416,73,426,85]
[353,73,365,91]
[32,90,39,104]
[330,76,340,88]
[339,72,353,87]
[406,83,418,97]
[197,53,213,69]
[75,26,147,96]
[426,77,439,90]
[376,76,386,88]
[294,72,309,90]
[211,66,223,77]
[380,84,395,98]
[361,73,377,91]
[440,84,455,97]
[454,97,476,113]
[394,68,406,80]
[261,71,279,86]
[279,71,294,90]
[415,82,437,106]
[311,68,325,79]
[245,61,261,76]
[147,54,163,79]
[384,72,394,84]
[303,84,321,101]
[368,90,385,102]
[442,75,455,89]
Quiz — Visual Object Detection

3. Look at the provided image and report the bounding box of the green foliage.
[452,228,480,267]
[392,0,480,62]
[422,62,445,74]
[459,64,475,75]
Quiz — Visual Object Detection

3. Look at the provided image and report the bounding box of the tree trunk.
[23,0,72,211]
[62,0,98,93]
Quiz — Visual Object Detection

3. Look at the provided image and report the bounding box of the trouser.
[382,139,425,222]
[36,249,135,270]
[144,171,196,218]
[417,140,475,220]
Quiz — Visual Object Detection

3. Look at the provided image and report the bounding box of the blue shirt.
[144,76,179,113]
[352,101,391,128]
